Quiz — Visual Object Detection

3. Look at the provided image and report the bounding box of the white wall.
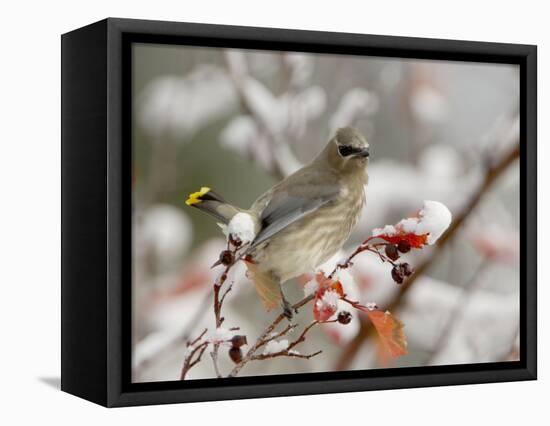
[0,0,545,424]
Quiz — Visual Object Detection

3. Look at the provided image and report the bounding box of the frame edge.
[61,18,110,407]
[100,17,537,407]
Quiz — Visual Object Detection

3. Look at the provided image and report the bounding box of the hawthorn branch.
[333,141,520,371]
[180,328,209,380]
[329,237,398,278]
[251,350,323,361]
[178,227,410,379]
[258,323,300,346]
[177,238,326,379]
[210,263,232,378]
[189,328,208,347]
[226,231,409,377]
[249,320,330,361]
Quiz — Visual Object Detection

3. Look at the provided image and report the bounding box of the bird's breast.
[253,183,366,282]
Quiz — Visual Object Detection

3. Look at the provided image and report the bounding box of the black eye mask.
[338,145,370,158]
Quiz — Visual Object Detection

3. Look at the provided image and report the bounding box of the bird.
[186,127,370,319]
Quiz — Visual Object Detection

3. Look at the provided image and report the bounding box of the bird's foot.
[282,299,293,321]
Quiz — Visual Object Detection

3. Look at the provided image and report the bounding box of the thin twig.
[257,323,299,348]
[329,240,372,278]
[210,264,231,378]
[251,350,323,361]
[328,237,398,281]
[187,328,208,348]
[180,338,209,380]
[219,282,233,306]
[210,351,222,378]
[228,294,315,377]
[234,319,333,367]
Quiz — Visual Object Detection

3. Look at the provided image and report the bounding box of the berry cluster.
[383,240,414,284]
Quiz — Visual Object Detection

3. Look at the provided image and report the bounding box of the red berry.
[391,265,404,284]
[228,346,243,363]
[385,244,399,261]
[337,311,352,324]
[219,250,234,266]
[229,235,242,248]
[230,335,247,348]
[401,262,413,277]
[397,240,411,253]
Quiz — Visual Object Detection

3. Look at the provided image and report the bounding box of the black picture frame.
[61,17,537,407]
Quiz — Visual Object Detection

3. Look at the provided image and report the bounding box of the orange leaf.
[366,310,408,360]
[329,279,344,297]
[376,232,428,249]
[315,272,344,295]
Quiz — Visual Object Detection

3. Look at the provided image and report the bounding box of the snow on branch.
[226,212,257,245]
[372,200,452,247]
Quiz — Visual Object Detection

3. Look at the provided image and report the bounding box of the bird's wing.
[247,182,340,251]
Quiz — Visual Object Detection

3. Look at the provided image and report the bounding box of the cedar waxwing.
[186,127,370,318]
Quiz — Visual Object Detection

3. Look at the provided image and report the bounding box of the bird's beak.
[352,147,370,158]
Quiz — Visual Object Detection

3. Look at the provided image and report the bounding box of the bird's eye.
[338,145,354,157]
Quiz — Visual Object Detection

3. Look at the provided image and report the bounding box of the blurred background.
[131,43,520,382]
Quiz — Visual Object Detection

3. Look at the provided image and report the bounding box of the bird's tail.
[185,187,240,224]
[244,261,282,311]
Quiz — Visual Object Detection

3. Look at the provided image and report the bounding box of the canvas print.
[131,43,520,382]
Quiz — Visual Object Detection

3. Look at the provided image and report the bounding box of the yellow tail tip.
[185,186,211,206]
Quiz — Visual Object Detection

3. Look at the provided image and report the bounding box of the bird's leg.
[279,283,293,320]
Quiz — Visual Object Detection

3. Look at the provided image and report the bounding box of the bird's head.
[318,127,370,176]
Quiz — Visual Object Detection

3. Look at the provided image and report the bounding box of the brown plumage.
[187,127,370,318]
